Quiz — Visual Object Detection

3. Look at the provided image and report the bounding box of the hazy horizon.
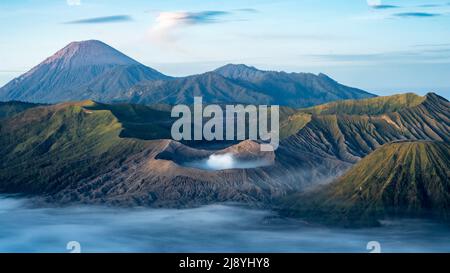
[1,60,449,100]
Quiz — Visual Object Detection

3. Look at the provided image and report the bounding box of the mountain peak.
[216,63,260,72]
[426,92,448,101]
[214,63,267,80]
[41,40,140,68]
[65,39,104,47]
[0,40,167,103]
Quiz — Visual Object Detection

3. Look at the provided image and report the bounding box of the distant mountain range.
[129,64,374,107]
[0,40,374,107]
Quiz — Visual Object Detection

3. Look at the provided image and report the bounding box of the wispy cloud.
[414,43,450,47]
[238,32,349,42]
[233,8,259,13]
[305,46,450,65]
[149,10,247,44]
[393,12,440,18]
[370,4,400,10]
[64,15,132,24]
[366,0,382,7]
[367,0,449,9]
[364,0,450,19]
[153,10,230,30]
[417,4,441,8]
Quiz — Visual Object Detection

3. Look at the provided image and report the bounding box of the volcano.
[0,40,169,103]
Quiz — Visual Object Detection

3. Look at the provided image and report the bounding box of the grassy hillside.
[280,93,450,162]
[0,101,313,206]
[85,102,174,140]
[279,111,311,139]
[70,94,431,144]
[0,92,448,208]
[86,102,307,141]
[0,101,150,194]
[301,93,425,116]
[280,141,450,227]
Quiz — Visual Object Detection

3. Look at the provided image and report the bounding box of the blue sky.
[1,0,450,97]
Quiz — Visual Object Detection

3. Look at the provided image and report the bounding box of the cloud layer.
[306,44,450,65]
[152,10,230,31]
[394,12,440,18]
[65,15,132,24]
[366,0,450,19]
[371,5,399,10]
[149,10,235,44]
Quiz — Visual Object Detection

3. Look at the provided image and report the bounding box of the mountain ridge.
[213,63,376,107]
[280,92,450,163]
[0,92,448,208]
[0,40,375,107]
[0,101,307,206]
[280,141,450,227]
[129,65,376,107]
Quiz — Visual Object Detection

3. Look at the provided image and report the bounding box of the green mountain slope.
[301,93,425,116]
[280,93,450,163]
[84,102,174,140]
[0,101,150,194]
[85,101,307,142]
[0,101,314,206]
[0,92,448,208]
[280,141,450,227]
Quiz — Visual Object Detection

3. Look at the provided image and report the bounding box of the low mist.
[1,195,450,253]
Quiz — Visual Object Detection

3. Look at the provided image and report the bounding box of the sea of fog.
[1,195,450,253]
